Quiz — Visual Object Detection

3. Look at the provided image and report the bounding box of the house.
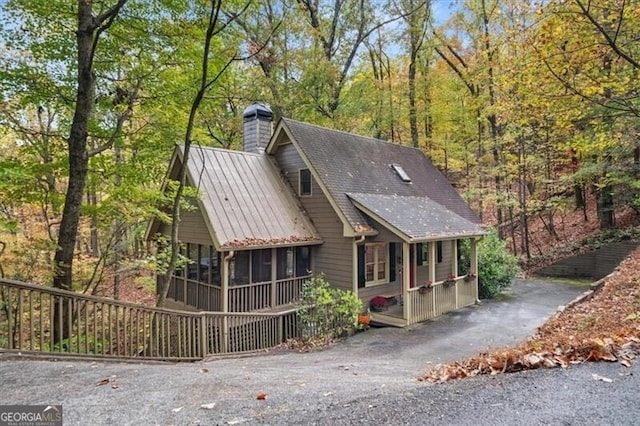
[147,104,486,327]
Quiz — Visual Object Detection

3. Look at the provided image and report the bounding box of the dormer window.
[391,164,411,183]
[299,168,312,196]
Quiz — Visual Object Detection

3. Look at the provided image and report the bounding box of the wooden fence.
[0,278,301,361]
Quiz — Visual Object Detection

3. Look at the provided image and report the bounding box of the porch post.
[221,251,232,353]
[452,240,459,308]
[451,240,458,277]
[222,252,230,313]
[270,249,277,308]
[402,242,411,321]
[428,241,436,283]
[470,238,479,301]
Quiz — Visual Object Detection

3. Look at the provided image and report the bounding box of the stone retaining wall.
[538,241,638,280]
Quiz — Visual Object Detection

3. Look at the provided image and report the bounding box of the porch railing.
[229,281,272,312]
[167,276,222,312]
[275,276,307,306]
[168,275,310,313]
[406,277,478,325]
[0,278,302,361]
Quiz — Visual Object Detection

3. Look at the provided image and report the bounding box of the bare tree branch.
[574,0,640,69]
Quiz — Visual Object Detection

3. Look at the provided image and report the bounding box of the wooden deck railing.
[167,275,310,313]
[228,281,272,312]
[406,276,478,325]
[167,276,222,311]
[0,278,302,361]
[275,276,307,306]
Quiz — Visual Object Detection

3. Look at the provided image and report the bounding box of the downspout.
[222,250,234,354]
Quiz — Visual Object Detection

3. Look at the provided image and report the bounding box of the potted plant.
[444,274,456,287]
[358,311,371,329]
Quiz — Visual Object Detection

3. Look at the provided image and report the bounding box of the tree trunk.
[52,0,128,343]
[113,144,123,299]
[481,0,503,237]
[157,1,231,307]
[52,2,95,342]
[574,184,585,209]
[408,24,419,148]
[597,183,615,229]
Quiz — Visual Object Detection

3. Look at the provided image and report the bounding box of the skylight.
[391,164,412,183]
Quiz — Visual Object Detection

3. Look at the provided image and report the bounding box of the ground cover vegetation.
[0,0,639,314]
[423,246,640,382]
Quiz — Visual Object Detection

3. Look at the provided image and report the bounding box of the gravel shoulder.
[3,278,637,425]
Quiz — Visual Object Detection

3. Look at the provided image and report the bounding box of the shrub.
[477,228,520,298]
[458,227,520,299]
[297,274,362,342]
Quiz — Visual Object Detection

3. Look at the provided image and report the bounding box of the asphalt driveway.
[4,278,632,426]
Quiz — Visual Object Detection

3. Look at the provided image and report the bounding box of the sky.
[432,0,459,25]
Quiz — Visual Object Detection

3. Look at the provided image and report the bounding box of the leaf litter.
[422,247,640,383]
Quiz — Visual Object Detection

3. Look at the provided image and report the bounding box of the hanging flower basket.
[464,272,477,282]
[444,274,457,287]
[418,282,432,294]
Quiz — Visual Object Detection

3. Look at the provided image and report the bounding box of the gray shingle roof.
[183,145,321,250]
[280,119,482,238]
[346,193,485,241]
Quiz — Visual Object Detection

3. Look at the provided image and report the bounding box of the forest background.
[0,0,638,303]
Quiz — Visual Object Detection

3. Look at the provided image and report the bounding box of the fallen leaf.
[227,419,249,425]
[200,403,216,410]
[111,384,119,389]
[592,374,613,383]
[620,359,632,368]
[96,378,110,386]
[172,407,184,413]
[256,392,267,400]
[200,368,209,373]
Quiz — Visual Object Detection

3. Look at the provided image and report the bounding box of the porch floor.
[369,303,406,327]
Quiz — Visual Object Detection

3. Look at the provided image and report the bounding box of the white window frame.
[365,242,388,286]
[299,168,312,196]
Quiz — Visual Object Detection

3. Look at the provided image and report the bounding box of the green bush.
[476,228,520,298]
[297,274,362,342]
[458,228,519,299]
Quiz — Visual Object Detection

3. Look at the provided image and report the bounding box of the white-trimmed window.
[365,243,388,285]
[299,168,312,196]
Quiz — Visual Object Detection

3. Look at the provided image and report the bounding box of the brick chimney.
[242,103,273,153]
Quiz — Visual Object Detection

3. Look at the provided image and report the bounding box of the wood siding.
[178,207,215,246]
[274,143,353,291]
